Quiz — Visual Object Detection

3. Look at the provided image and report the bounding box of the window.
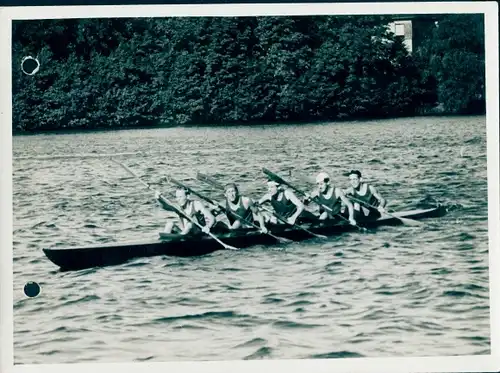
[395,23,405,36]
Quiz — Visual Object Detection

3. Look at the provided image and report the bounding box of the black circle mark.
[24,281,41,298]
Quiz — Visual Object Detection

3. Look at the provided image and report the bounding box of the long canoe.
[42,206,447,271]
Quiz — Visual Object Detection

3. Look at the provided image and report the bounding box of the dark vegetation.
[11,14,485,133]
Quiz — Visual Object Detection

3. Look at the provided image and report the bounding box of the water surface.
[13,116,490,364]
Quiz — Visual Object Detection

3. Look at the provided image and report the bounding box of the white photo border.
[1,2,498,373]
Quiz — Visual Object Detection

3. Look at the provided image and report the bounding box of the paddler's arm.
[343,187,353,196]
[257,193,271,206]
[303,189,319,205]
[337,188,356,224]
[248,197,268,233]
[369,185,387,211]
[194,200,216,233]
[342,187,359,210]
[285,189,304,225]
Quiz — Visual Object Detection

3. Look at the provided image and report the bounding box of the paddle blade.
[398,217,424,226]
[112,160,136,178]
[196,172,224,190]
[112,160,151,190]
[270,234,293,244]
[157,196,178,213]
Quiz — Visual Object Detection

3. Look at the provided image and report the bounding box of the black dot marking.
[24,281,41,298]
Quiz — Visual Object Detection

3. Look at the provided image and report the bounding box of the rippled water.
[12,116,490,364]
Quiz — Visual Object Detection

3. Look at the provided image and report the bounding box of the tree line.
[11,14,485,133]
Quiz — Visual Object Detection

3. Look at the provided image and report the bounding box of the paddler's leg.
[163,220,184,234]
[260,210,273,223]
[357,202,382,220]
[210,219,232,234]
[354,206,380,222]
[353,208,367,222]
[350,201,371,222]
[261,210,278,225]
[322,210,345,225]
[296,210,320,225]
[334,206,352,223]
[163,220,175,233]
[340,204,350,218]
[251,210,270,233]
[366,207,382,220]
[187,223,204,236]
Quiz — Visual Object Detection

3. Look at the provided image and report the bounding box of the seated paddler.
[257,180,317,226]
[155,187,216,235]
[343,170,387,221]
[214,183,268,234]
[304,172,357,226]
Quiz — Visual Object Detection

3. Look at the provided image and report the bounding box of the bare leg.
[267,215,278,224]
[164,220,175,233]
[209,220,231,234]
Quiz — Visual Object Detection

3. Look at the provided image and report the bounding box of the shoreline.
[11,110,485,137]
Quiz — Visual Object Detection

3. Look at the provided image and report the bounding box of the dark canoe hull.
[42,206,447,271]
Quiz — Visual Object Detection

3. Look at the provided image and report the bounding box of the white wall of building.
[387,20,413,53]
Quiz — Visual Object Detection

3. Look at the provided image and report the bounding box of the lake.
[12,115,491,364]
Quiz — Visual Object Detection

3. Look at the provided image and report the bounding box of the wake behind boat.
[42,205,447,271]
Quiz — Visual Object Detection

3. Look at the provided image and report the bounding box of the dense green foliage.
[413,14,485,114]
[12,14,485,133]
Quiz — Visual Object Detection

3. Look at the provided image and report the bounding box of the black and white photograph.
[1,2,499,373]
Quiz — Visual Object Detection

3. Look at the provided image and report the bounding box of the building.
[387,20,413,52]
[386,14,441,54]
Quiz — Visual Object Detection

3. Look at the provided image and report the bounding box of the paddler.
[343,170,387,221]
[257,180,317,225]
[155,187,216,235]
[216,183,269,233]
[304,172,357,226]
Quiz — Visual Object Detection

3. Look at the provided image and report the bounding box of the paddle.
[166,176,293,244]
[196,172,328,240]
[347,195,423,227]
[111,160,239,251]
[262,168,368,232]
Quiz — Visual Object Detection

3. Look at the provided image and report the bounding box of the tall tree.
[413,14,485,114]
